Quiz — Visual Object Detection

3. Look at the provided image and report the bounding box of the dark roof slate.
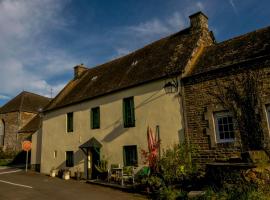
[46,28,202,111]
[189,26,270,76]
[18,115,41,133]
[0,91,51,114]
[79,137,102,149]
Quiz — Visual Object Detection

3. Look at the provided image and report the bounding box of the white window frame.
[214,111,235,143]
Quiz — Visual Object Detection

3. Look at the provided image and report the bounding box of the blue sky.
[0,0,270,106]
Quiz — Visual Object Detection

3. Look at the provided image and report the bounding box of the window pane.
[215,111,235,143]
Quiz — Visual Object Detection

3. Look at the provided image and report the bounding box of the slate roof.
[189,26,270,76]
[18,115,41,133]
[79,137,103,149]
[46,28,203,111]
[0,91,51,114]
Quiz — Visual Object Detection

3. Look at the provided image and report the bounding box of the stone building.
[0,91,50,152]
[182,26,270,164]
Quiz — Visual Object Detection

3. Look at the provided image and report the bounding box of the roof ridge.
[85,28,191,71]
[20,91,51,100]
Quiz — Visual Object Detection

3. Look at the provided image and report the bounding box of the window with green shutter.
[123,145,138,166]
[123,97,135,127]
[66,151,74,167]
[67,112,73,132]
[91,107,100,129]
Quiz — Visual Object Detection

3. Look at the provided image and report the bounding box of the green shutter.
[123,97,135,128]
[67,113,73,132]
[91,107,100,129]
[130,98,135,126]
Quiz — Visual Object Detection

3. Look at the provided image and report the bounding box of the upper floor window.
[67,112,73,132]
[214,111,235,143]
[91,107,100,129]
[0,120,4,146]
[123,97,135,128]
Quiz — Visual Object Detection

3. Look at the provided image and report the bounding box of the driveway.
[0,167,146,200]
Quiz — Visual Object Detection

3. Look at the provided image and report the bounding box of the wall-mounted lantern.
[163,78,179,94]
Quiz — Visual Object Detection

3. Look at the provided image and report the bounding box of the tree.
[209,70,264,151]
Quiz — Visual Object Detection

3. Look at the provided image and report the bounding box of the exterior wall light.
[163,79,178,94]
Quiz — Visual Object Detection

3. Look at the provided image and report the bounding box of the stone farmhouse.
[39,11,270,179]
[0,91,50,153]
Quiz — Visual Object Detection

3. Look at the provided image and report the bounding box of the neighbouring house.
[182,26,270,165]
[40,12,214,179]
[0,91,50,153]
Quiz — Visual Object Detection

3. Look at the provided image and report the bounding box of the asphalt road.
[0,167,146,200]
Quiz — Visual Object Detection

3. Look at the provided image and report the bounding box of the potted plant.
[95,160,108,181]
[62,169,71,180]
[50,167,57,177]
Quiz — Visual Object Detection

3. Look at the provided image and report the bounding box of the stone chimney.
[189,11,208,32]
[74,64,87,79]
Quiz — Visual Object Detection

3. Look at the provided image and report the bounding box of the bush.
[159,143,200,185]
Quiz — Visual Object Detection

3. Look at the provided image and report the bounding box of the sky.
[0,0,270,106]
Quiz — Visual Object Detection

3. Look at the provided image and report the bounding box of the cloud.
[0,0,76,100]
[127,12,185,38]
[0,95,10,100]
[229,0,238,14]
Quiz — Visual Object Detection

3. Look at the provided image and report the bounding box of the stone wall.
[0,111,36,151]
[183,64,270,166]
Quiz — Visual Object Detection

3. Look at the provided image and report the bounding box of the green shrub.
[159,143,199,185]
[159,186,187,200]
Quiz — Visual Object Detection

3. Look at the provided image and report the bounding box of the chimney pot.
[189,11,208,32]
[74,64,87,79]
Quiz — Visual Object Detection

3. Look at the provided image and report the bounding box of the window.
[0,120,4,146]
[123,97,135,127]
[214,111,235,143]
[123,145,138,166]
[66,151,74,167]
[67,112,73,132]
[91,107,100,129]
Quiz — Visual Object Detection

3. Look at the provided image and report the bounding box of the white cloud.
[0,95,10,100]
[127,12,185,38]
[0,0,76,100]
[229,0,238,14]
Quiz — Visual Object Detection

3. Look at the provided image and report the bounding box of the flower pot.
[50,170,57,177]
[62,171,70,180]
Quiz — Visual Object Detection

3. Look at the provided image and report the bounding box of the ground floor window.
[66,151,74,167]
[214,111,235,143]
[123,145,138,166]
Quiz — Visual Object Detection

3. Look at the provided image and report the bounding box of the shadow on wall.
[54,149,86,177]
[102,121,128,143]
[102,91,166,143]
